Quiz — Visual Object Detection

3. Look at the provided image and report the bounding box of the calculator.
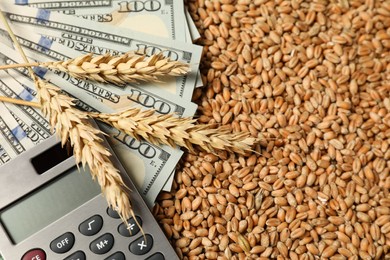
[0,121,179,260]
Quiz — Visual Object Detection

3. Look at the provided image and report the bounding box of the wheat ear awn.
[89,108,258,155]
[0,52,190,85]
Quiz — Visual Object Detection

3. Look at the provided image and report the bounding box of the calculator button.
[129,234,153,255]
[104,251,126,260]
[107,207,120,219]
[118,216,143,237]
[145,252,165,260]
[63,250,86,260]
[90,233,115,255]
[22,248,46,260]
[79,215,103,236]
[50,232,75,254]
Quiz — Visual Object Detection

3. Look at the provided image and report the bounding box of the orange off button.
[22,248,46,260]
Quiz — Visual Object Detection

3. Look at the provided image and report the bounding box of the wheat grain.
[0,52,190,85]
[155,1,390,259]
[89,107,258,155]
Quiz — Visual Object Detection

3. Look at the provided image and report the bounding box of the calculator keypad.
[89,233,115,255]
[50,232,75,254]
[23,208,165,259]
[79,215,103,236]
[63,250,86,260]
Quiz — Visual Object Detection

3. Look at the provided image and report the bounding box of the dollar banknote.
[0,41,184,206]
[2,3,202,101]
[0,78,36,154]
[162,169,175,191]
[99,122,183,206]
[0,102,34,164]
[15,0,189,42]
[0,2,198,197]
[0,114,22,164]
[0,25,198,117]
[13,0,203,88]
[3,56,178,198]
[0,70,51,146]
[185,8,200,42]
[0,103,34,150]
[12,0,203,120]
[0,145,10,165]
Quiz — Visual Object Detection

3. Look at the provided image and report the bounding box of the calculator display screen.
[0,166,101,244]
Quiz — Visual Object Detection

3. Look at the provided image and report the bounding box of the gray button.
[104,251,126,260]
[107,207,120,219]
[129,234,153,255]
[50,232,75,254]
[118,216,142,237]
[145,252,165,260]
[79,215,103,236]
[63,250,86,260]
[90,233,114,255]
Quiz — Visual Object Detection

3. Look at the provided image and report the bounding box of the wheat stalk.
[0,95,40,108]
[0,10,135,224]
[0,52,190,85]
[89,108,258,155]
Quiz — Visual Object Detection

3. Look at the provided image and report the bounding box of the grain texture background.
[154,0,390,259]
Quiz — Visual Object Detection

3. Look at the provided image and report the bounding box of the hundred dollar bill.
[0,124,19,164]
[0,70,51,145]
[0,103,34,160]
[1,51,180,202]
[13,0,204,87]
[0,25,198,118]
[0,27,12,47]
[6,109,48,145]
[0,43,184,206]
[1,15,188,191]
[184,18,192,44]
[100,123,183,206]
[185,8,200,42]
[162,169,175,191]
[0,145,11,166]
[0,99,35,153]
[15,0,188,42]
[2,3,202,101]
[1,2,198,197]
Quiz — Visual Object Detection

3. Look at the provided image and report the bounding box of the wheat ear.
[89,108,258,155]
[0,9,135,224]
[35,78,135,222]
[0,52,190,85]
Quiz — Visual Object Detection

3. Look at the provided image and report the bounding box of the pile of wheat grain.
[153,0,390,259]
